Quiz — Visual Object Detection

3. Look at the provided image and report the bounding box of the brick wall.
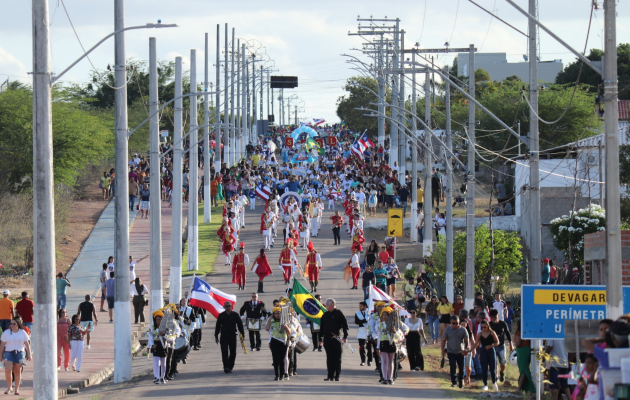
[584,230,630,284]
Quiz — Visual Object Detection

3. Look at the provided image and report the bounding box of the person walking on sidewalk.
[0,317,31,396]
[104,272,115,323]
[130,278,148,324]
[77,295,98,349]
[129,177,139,211]
[441,315,471,389]
[56,273,71,310]
[99,264,108,312]
[472,319,500,391]
[57,309,71,371]
[140,183,150,218]
[15,292,33,331]
[68,314,89,372]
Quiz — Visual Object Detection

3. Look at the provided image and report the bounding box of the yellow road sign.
[387,209,404,237]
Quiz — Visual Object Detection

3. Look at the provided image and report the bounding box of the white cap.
[3,290,9,295]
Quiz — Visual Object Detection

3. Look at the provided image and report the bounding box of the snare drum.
[247,318,261,331]
[294,333,310,354]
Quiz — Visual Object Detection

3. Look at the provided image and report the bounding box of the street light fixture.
[52,21,178,84]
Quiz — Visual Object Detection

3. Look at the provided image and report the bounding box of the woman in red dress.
[252,248,273,293]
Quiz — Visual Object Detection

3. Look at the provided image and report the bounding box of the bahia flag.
[313,118,326,126]
[289,279,327,324]
[255,183,271,202]
[367,284,410,317]
[188,277,236,319]
[351,132,375,158]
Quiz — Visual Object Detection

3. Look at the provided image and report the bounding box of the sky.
[2,0,629,124]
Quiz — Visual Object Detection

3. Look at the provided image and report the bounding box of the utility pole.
[230,28,236,164]
[187,49,199,271]
[528,0,541,288]
[410,51,418,243]
[378,34,385,146]
[113,0,132,383]
[32,0,57,396]
[252,55,258,138]
[423,70,433,257]
[149,37,163,313]
[390,19,400,170]
[260,65,264,121]
[604,0,622,318]
[445,65,454,302]
[242,44,247,156]
[398,30,406,185]
[599,140,603,206]
[294,105,297,125]
[223,24,229,165]
[465,44,476,310]
[203,33,211,223]
[528,4,541,395]
[169,57,183,304]
[214,24,221,175]
[236,40,241,164]
[267,70,270,122]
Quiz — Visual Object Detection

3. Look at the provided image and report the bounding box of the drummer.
[238,293,268,352]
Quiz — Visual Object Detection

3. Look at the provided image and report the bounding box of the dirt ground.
[5,184,108,294]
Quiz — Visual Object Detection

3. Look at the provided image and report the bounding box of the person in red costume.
[252,248,273,293]
[232,242,249,290]
[222,226,236,265]
[305,242,322,293]
[279,240,297,284]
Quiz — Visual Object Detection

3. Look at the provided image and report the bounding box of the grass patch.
[421,345,525,398]
[182,203,222,276]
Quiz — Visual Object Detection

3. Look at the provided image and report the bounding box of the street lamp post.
[32,1,57,397]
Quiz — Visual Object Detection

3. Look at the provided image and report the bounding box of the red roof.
[620,100,630,120]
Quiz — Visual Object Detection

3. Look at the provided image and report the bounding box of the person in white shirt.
[355,189,366,215]
[128,254,148,284]
[492,293,507,321]
[348,248,361,290]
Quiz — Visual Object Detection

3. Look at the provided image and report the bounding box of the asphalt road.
[76,201,448,399]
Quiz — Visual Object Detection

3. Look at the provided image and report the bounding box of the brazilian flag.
[305,137,320,151]
[290,280,327,324]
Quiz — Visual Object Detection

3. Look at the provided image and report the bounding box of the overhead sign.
[270,76,298,89]
[387,209,403,237]
[160,130,169,137]
[521,285,607,340]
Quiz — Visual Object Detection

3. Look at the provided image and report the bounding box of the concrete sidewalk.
[18,195,185,399]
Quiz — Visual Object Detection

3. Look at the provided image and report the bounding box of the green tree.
[428,225,522,295]
[432,76,599,153]
[548,204,606,270]
[335,76,390,138]
[0,86,113,196]
[556,44,630,100]
[68,59,205,153]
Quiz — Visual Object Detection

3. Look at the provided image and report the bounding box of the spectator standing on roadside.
[397,185,410,218]
[15,292,33,331]
[0,291,15,333]
[77,295,98,349]
[129,255,149,284]
[104,272,115,323]
[99,263,108,312]
[56,273,71,310]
